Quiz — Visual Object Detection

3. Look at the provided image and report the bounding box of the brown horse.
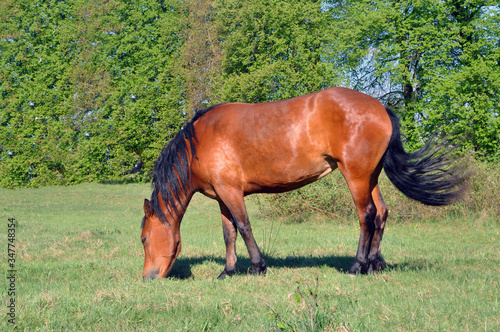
[141,87,466,280]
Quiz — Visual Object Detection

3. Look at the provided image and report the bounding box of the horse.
[140,87,467,280]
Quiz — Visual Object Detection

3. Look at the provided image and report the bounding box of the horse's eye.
[141,237,147,244]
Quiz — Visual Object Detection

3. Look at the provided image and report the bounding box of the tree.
[1,0,498,188]
[0,0,187,187]
[423,1,500,160]
[213,0,341,103]
[179,0,223,113]
[327,0,500,158]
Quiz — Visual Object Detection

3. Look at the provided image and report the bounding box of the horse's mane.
[147,104,224,226]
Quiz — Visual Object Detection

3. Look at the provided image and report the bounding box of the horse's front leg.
[217,201,239,279]
[216,186,267,276]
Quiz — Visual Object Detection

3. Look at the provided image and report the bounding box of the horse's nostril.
[143,269,159,282]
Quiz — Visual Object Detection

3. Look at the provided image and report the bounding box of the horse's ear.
[144,199,154,218]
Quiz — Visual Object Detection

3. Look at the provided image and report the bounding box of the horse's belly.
[243,157,336,195]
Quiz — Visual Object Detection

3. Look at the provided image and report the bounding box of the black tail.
[382,108,468,206]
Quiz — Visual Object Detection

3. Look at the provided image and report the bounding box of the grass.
[1,183,499,331]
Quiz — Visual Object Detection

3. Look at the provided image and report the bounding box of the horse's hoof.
[217,267,238,280]
[251,263,267,275]
[348,259,368,275]
[370,257,386,272]
[348,267,361,275]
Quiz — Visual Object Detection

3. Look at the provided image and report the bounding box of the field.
[1,183,499,331]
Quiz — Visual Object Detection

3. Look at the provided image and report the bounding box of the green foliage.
[327,0,500,157]
[0,0,186,187]
[1,0,498,187]
[179,0,223,112]
[213,0,341,103]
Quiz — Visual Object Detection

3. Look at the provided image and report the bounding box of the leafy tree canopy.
[0,0,498,187]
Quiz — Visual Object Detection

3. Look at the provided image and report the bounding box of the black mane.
[148,104,224,226]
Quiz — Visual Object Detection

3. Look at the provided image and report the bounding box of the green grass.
[1,183,499,331]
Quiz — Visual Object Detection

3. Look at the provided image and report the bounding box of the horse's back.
[191,88,392,195]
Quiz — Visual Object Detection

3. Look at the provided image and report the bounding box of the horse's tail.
[382,108,468,206]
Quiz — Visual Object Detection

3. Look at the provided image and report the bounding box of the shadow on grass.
[168,254,430,279]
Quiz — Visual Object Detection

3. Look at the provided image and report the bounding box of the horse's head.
[141,199,181,281]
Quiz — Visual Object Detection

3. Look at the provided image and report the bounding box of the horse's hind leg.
[338,162,380,274]
[217,201,239,279]
[341,160,389,274]
[216,186,267,276]
[367,184,388,272]
[347,180,377,274]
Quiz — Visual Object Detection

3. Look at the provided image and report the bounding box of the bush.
[255,160,500,224]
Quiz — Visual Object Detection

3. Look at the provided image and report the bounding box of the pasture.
[1,183,499,331]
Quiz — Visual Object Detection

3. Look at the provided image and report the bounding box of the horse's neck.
[159,188,194,227]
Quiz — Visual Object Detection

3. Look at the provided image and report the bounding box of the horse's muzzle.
[142,269,160,282]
